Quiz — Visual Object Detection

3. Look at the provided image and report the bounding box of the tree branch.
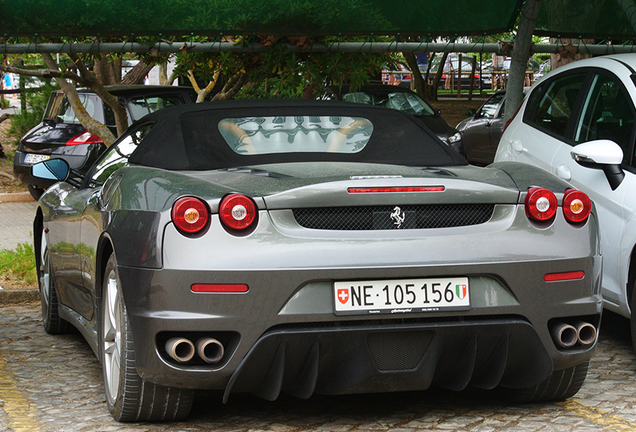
[0,63,87,87]
[41,53,117,146]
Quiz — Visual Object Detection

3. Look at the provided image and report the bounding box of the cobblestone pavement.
[1,303,636,432]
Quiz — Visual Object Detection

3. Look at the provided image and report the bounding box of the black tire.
[630,287,636,353]
[39,229,70,334]
[500,360,589,402]
[100,253,193,422]
[27,184,44,201]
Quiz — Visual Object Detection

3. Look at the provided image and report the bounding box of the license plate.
[334,277,470,315]
[24,154,50,164]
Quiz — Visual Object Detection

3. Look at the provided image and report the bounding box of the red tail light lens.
[525,187,557,221]
[219,194,257,231]
[172,197,209,235]
[66,131,103,146]
[563,189,591,223]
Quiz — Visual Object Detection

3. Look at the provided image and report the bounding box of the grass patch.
[0,243,37,288]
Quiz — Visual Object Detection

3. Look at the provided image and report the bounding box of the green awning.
[1,0,522,38]
[2,1,635,43]
[535,0,636,38]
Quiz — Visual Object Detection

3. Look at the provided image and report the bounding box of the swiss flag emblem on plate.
[337,288,349,304]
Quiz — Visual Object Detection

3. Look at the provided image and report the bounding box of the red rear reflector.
[67,131,103,146]
[544,271,585,282]
[348,186,445,193]
[191,284,249,293]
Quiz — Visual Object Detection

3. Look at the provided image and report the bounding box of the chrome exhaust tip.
[575,321,597,346]
[196,338,225,364]
[165,337,196,363]
[551,322,578,348]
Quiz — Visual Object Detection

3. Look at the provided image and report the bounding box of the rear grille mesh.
[293,204,494,230]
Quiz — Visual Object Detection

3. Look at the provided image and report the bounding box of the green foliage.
[175,40,392,99]
[8,81,58,144]
[0,243,37,286]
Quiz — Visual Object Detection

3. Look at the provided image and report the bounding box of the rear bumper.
[118,256,602,396]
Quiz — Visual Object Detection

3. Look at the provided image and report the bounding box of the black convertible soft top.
[127,99,467,170]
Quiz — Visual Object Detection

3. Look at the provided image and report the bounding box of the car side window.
[89,124,153,186]
[478,93,505,119]
[128,95,187,121]
[46,93,101,123]
[574,73,635,164]
[527,73,587,139]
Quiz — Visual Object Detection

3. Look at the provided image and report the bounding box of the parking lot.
[0,300,635,431]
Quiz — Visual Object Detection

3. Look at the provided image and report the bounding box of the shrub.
[8,80,58,143]
[0,242,37,286]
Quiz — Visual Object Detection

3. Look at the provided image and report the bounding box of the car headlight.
[447,132,462,144]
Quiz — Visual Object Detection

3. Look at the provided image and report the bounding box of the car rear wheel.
[630,286,636,353]
[100,253,193,422]
[39,229,69,334]
[500,360,589,402]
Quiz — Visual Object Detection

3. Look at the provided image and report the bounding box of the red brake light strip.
[348,186,445,193]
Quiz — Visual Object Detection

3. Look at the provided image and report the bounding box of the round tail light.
[525,187,557,222]
[172,197,210,235]
[219,194,257,231]
[563,189,591,223]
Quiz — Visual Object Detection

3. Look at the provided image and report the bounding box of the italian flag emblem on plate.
[456,284,468,300]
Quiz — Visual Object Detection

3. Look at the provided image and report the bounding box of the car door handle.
[556,165,572,181]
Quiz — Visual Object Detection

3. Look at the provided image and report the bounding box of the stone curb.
[0,289,39,304]
[0,192,35,203]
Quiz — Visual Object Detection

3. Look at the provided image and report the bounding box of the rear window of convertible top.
[218,116,373,155]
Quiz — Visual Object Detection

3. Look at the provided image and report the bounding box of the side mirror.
[571,140,624,190]
[465,108,477,117]
[31,159,70,182]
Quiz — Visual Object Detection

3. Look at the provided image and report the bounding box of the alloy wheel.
[102,268,122,405]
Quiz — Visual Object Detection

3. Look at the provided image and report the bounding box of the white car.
[495,53,636,347]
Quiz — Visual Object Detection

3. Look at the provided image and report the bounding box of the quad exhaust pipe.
[165,336,225,364]
[196,338,225,364]
[165,337,196,363]
[551,321,597,348]
[574,321,597,346]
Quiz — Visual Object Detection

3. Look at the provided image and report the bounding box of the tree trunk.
[428,52,448,102]
[403,52,428,101]
[504,0,542,122]
[42,53,120,146]
[119,59,155,85]
[93,57,121,85]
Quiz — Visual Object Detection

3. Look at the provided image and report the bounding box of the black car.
[456,91,507,166]
[325,84,465,156]
[14,85,196,199]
